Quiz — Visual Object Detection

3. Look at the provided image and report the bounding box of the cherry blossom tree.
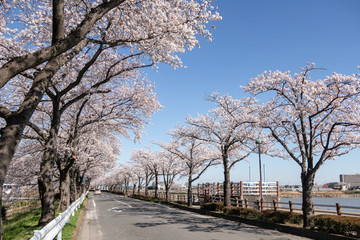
[18,23,159,222]
[119,165,135,195]
[20,70,159,223]
[60,125,119,206]
[4,140,42,188]
[145,150,162,199]
[6,119,119,202]
[33,37,154,220]
[77,145,117,198]
[243,63,360,227]
[107,167,128,193]
[156,136,219,206]
[157,151,182,202]
[130,149,154,196]
[131,149,162,198]
[177,93,259,206]
[131,164,145,195]
[56,76,159,201]
[0,1,220,233]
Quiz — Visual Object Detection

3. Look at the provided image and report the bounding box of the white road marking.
[107,207,123,213]
[87,201,98,220]
[114,199,133,208]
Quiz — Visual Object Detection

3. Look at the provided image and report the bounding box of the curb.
[71,197,88,240]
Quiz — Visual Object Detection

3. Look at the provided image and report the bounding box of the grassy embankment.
[3,201,84,240]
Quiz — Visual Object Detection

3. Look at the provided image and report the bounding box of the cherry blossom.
[176,93,260,206]
[0,1,220,232]
[243,63,360,227]
[130,149,155,196]
[156,135,219,206]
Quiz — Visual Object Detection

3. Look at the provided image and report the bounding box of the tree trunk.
[0,186,3,239]
[145,174,150,196]
[301,171,315,228]
[84,178,90,191]
[70,168,77,203]
[154,173,158,199]
[187,176,193,207]
[76,171,83,198]
[57,155,76,210]
[0,38,89,237]
[59,169,71,211]
[137,178,142,195]
[38,153,56,226]
[223,166,231,206]
[0,121,26,239]
[0,62,55,237]
[165,186,169,202]
[124,181,129,195]
[132,183,136,195]
[145,184,149,196]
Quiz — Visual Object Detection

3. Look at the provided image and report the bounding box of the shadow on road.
[112,199,287,238]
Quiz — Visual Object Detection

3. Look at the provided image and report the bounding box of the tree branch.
[229,151,252,170]
[52,0,65,45]
[267,126,302,166]
[59,45,104,97]
[0,105,11,119]
[0,0,126,88]
[26,121,47,141]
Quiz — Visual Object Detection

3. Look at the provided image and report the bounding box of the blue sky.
[119,0,360,185]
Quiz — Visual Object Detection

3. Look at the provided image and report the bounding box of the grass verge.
[3,207,41,240]
[61,202,84,240]
[3,201,85,240]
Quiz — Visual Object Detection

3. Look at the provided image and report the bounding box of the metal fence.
[30,191,87,240]
[274,200,360,217]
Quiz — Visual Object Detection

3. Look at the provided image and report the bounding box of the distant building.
[151,181,165,190]
[280,185,302,192]
[151,182,186,191]
[171,183,187,191]
[340,174,360,188]
[327,182,349,190]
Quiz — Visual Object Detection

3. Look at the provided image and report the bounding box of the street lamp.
[256,138,263,210]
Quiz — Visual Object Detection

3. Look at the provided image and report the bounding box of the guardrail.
[30,191,88,240]
[275,200,360,217]
[217,198,360,217]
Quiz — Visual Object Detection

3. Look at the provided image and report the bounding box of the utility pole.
[256,138,263,210]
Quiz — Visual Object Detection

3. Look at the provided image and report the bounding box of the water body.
[280,197,360,213]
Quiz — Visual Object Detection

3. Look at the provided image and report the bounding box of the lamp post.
[256,138,263,210]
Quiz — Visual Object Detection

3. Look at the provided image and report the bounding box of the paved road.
[77,192,309,240]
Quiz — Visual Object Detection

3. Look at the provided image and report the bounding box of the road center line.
[114,199,132,208]
[93,199,96,207]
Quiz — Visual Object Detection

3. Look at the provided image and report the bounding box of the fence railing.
[242,182,279,196]
[205,197,360,217]
[273,200,360,217]
[197,181,280,199]
[30,191,88,240]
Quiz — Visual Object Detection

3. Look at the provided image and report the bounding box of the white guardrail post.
[30,191,88,240]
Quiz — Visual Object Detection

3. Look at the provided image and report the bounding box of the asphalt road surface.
[77,192,310,240]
